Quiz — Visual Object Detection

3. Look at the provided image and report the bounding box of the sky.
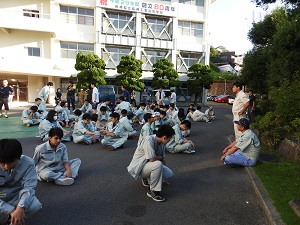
[209,0,280,55]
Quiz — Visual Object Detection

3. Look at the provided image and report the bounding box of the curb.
[246,167,285,225]
[227,136,285,225]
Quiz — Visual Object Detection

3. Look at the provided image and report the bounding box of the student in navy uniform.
[121,86,130,102]
[66,81,76,111]
[0,79,14,118]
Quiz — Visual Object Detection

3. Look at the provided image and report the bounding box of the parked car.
[214,95,230,103]
[98,85,116,106]
[207,95,218,101]
[228,96,235,105]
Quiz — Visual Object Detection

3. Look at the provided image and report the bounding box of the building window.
[26,47,40,57]
[102,46,132,69]
[103,11,135,36]
[23,9,39,18]
[142,49,169,70]
[60,42,94,59]
[178,21,203,37]
[142,16,172,40]
[179,0,204,6]
[180,52,201,67]
[60,5,94,25]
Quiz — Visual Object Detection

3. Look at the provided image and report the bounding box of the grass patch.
[254,147,300,225]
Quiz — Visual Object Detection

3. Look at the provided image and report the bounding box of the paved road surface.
[2,103,268,225]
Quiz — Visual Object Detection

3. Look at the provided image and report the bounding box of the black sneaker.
[147,190,165,202]
[141,179,149,187]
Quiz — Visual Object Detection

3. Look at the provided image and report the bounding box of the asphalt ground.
[0,103,270,225]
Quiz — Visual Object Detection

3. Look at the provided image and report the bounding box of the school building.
[0,0,216,104]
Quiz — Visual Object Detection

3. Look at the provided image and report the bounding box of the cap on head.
[152,112,160,117]
[234,118,250,129]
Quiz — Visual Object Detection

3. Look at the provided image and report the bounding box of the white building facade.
[0,0,215,103]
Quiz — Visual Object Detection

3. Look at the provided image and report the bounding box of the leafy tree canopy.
[210,46,220,60]
[75,52,106,90]
[151,58,181,89]
[251,0,300,7]
[187,63,213,105]
[116,55,144,91]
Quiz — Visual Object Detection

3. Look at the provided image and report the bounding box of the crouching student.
[21,105,42,127]
[0,139,42,225]
[100,112,128,151]
[34,127,81,186]
[166,120,195,154]
[220,118,260,167]
[97,106,111,129]
[127,124,175,202]
[205,106,216,121]
[120,110,138,140]
[72,113,99,145]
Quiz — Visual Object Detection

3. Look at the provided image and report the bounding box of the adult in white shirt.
[91,83,99,114]
[170,90,177,106]
[155,87,165,108]
[232,82,249,139]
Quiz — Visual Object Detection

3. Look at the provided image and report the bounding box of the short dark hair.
[35,97,42,102]
[105,98,110,102]
[30,105,38,112]
[49,127,63,139]
[121,109,127,115]
[110,112,120,120]
[82,113,92,120]
[0,139,22,163]
[84,99,90,103]
[196,105,202,110]
[154,108,160,113]
[47,82,53,86]
[181,120,191,129]
[91,114,98,122]
[69,81,73,84]
[60,101,67,107]
[156,124,175,138]
[160,110,166,116]
[74,109,82,116]
[139,103,146,107]
[169,103,175,108]
[177,111,185,119]
[100,106,107,112]
[233,82,242,90]
[144,113,152,122]
[119,96,125,101]
[91,82,96,86]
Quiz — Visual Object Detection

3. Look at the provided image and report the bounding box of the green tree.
[187,63,213,105]
[116,55,144,91]
[75,52,106,89]
[210,46,220,61]
[151,58,181,89]
[251,0,300,7]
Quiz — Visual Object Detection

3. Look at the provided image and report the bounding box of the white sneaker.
[55,177,74,186]
[182,149,195,154]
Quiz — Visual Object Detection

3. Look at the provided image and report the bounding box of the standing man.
[121,86,130,102]
[91,83,99,114]
[38,82,53,109]
[127,124,175,202]
[0,79,14,118]
[170,89,177,107]
[232,82,249,139]
[66,81,76,111]
[155,87,165,108]
[248,90,256,123]
[141,88,149,104]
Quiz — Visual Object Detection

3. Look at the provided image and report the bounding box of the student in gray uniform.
[38,110,72,142]
[97,106,111,128]
[79,99,93,114]
[166,120,195,154]
[127,124,175,202]
[120,110,138,139]
[137,113,154,146]
[38,82,53,108]
[21,105,42,127]
[0,139,42,225]
[220,118,260,167]
[151,111,162,133]
[34,127,81,186]
[34,97,48,119]
[100,112,128,150]
[72,113,99,145]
